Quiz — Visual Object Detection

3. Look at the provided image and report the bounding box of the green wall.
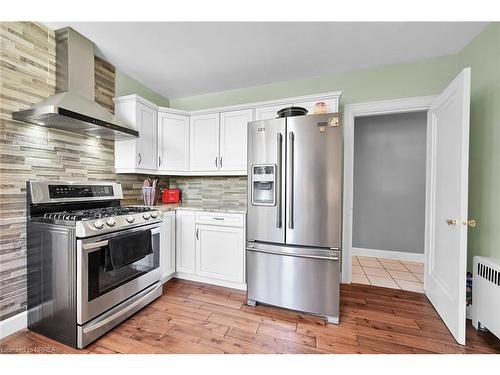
[170,23,500,268]
[458,23,500,267]
[170,54,458,111]
[115,70,170,107]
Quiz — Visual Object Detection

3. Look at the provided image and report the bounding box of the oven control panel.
[49,185,114,199]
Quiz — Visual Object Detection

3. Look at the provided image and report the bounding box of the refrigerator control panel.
[251,164,276,206]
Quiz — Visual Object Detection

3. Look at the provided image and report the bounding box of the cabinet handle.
[158,156,161,167]
[213,217,224,221]
[196,228,199,240]
[215,157,218,168]
[220,157,223,168]
[138,153,142,164]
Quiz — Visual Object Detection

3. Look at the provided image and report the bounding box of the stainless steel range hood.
[12,27,138,140]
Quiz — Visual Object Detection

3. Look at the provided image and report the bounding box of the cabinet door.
[175,210,196,274]
[195,224,244,283]
[136,102,157,170]
[158,112,189,172]
[189,114,220,171]
[160,211,176,280]
[293,98,339,115]
[219,109,253,173]
[255,105,287,121]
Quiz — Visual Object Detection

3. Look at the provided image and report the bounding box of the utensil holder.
[141,187,156,206]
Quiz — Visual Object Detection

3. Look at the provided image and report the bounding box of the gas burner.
[43,206,152,221]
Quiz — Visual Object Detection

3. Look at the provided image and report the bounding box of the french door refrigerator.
[246,112,342,323]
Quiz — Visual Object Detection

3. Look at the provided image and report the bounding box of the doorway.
[342,95,435,286]
[351,111,426,293]
[342,68,471,345]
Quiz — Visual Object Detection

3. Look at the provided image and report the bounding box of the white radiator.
[472,256,500,339]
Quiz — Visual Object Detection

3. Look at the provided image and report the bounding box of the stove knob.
[126,216,135,223]
[143,213,151,220]
[93,220,104,229]
[150,211,158,219]
[106,218,117,227]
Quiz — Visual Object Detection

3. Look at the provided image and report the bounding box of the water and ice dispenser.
[251,164,276,206]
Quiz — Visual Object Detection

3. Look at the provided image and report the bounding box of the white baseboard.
[174,272,247,291]
[0,311,27,339]
[352,247,425,263]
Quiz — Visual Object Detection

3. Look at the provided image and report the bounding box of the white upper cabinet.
[189,113,220,172]
[158,112,189,172]
[114,96,157,172]
[255,105,284,121]
[136,103,158,170]
[114,91,341,175]
[219,109,253,173]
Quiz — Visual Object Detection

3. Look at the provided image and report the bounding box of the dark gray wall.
[353,111,427,254]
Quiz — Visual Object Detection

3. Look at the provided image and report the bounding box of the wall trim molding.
[352,247,425,263]
[342,95,436,284]
[0,311,27,340]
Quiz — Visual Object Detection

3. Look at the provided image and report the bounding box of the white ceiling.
[45,22,487,99]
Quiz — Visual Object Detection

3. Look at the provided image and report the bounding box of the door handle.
[463,219,477,228]
[447,219,457,226]
[276,132,282,228]
[288,132,294,229]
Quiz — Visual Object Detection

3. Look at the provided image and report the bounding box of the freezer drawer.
[246,243,340,322]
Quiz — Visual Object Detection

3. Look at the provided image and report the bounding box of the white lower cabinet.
[160,211,176,280]
[195,224,244,283]
[173,210,246,289]
[175,210,196,274]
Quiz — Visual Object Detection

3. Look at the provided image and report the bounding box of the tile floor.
[352,256,424,293]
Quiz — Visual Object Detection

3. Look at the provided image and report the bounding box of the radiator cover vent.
[477,262,500,286]
[472,256,500,340]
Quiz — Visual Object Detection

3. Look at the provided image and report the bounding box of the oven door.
[77,223,161,325]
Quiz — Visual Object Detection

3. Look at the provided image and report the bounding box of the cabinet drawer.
[195,212,244,227]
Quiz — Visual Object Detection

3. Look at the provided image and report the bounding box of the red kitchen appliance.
[162,188,181,203]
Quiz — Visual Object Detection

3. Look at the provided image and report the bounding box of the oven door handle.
[82,227,161,253]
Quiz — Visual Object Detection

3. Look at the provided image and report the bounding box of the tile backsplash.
[168,176,247,206]
[0,22,163,321]
[0,22,249,322]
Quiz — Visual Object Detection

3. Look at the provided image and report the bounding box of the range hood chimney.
[12,27,138,140]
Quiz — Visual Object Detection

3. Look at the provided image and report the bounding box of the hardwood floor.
[1,278,499,354]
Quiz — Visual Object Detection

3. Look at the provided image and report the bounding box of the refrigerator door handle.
[246,246,340,261]
[288,131,294,229]
[276,132,282,228]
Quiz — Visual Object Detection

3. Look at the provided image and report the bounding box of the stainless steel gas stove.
[27,180,163,348]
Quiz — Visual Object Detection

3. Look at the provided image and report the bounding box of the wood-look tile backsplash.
[0,22,167,321]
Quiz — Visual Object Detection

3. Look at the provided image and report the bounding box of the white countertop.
[132,202,247,214]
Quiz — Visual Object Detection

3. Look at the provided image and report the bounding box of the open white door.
[425,68,471,345]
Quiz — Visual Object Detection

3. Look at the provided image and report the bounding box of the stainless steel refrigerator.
[246,112,342,323]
